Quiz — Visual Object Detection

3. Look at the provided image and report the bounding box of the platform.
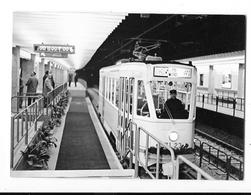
[12,82,134,178]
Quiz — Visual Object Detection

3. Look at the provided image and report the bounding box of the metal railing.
[10,82,68,169]
[10,96,44,168]
[194,138,244,180]
[197,93,245,116]
[123,121,215,179]
[46,82,68,115]
[135,126,176,179]
[11,93,43,113]
[122,121,176,179]
[176,155,215,180]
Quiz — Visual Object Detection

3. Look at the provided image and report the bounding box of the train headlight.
[169,132,179,142]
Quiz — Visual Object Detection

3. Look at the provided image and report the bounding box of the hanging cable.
[95,14,177,64]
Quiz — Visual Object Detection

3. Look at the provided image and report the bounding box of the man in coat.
[26,72,38,106]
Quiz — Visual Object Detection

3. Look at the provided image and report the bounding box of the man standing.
[43,73,54,107]
[26,72,38,106]
[74,73,78,87]
[68,72,73,87]
[163,89,188,119]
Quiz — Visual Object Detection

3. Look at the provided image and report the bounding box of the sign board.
[40,52,68,58]
[154,66,192,78]
[34,44,75,54]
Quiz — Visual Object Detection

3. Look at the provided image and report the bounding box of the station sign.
[40,52,68,58]
[34,44,75,54]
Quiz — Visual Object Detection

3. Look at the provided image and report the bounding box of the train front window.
[150,80,192,119]
[137,80,150,117]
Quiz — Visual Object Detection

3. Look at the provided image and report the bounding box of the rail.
[197,93,244,117]
[194,138,243,180]
[10,96,44,168]
[176,155,215,180]
[10,82,68,169]
[46,82,68,115]
[122,121,176,179]
[11,94,43,113]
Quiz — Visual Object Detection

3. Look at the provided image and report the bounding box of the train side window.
[108,77,111,101]
[111,78,115,104]
[199,74,204,86]
[137,80,150,117]
[129,78,134,114]
[115,79,119,107]
[125,79,129,113]
[105,77,108,99]
[101,76,105,96]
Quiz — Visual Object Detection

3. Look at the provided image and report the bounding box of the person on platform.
[162,89,188,119]
[43,70,55,91]
[68,72,73,87]
[43,73,54,107]
[26,72,38,106]
[74,74,78,87]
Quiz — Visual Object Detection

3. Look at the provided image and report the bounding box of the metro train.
[97,58,197,164]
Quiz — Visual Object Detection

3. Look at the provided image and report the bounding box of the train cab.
[134,63,197,150]
[98,60,197,160]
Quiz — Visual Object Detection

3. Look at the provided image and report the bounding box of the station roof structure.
[13,12,128,69]
[13,12,245,73]
[82,14,246,71]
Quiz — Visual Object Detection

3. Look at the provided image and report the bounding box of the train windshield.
[150,80,192,119]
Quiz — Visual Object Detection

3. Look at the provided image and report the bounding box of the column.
[208,65,215,95]
[38,58,45,93]
[237,63,245,98]
[22,54,35,93]
[44,62,49,72]
[11,46,20,112]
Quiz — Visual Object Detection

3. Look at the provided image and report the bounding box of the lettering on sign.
[34,44,75,54]
[40,53,68,58]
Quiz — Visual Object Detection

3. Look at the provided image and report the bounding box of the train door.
[117,77,135,156]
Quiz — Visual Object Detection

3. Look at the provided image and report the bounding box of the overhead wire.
[93,14,177,65]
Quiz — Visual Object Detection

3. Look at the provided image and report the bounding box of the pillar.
[208,65,215,95]
[11,46,20,112]
[44,62,49,72]
[237,63,245,98]
[38,58,45,93]
[22,54,35,94]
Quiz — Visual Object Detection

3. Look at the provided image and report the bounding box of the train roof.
[100,60,195,72]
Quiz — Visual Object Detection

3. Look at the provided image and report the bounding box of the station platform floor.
[12,82,134,178]
[196,101,244,119]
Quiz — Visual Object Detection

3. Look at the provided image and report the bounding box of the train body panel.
[98,60,197,158]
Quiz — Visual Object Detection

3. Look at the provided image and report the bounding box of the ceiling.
[13,12,127,69]
[78,14,245,86]
[83,14,245,71]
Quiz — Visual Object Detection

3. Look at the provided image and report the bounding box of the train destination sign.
[40,52,68,58]
[34,44,75,54]
[154,67,192,78]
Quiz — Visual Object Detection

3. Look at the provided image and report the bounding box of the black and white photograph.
[1,0,251,193]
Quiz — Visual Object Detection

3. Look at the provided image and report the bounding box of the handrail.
[137,126,175,179]
[46,82,68,115]
[10,82,68,169]
[196,93,245,116]
[11,94,43,113]
[176,155,215,180]
[10,96,44,168]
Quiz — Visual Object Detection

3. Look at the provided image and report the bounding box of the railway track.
[194,129,244,180]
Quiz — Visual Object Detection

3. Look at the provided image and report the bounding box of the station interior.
[10,12,246,181]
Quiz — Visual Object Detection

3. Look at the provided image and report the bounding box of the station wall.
[178,51,245,98]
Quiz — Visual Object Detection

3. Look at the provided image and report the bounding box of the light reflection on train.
[98,60,197,162]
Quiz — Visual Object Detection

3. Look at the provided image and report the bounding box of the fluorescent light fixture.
[13,12,127,70]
